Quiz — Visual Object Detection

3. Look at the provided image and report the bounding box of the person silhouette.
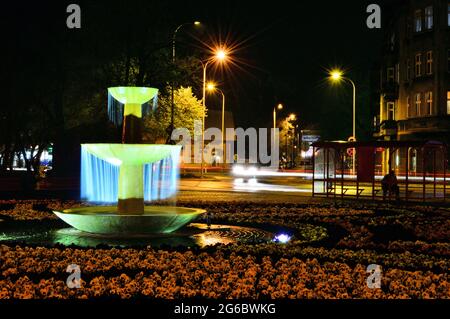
[381,170,400,200]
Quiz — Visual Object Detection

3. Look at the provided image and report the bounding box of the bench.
[326,184,364,196]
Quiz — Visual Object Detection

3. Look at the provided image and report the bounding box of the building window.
[426,51,433,74]
[447,91,450,114]
[425,91,433,115]
[415,93,422,116]
[415,54,422,77]
[407,96,412,118]
[387,102,395,120]
[406,59,411,81]
[387,67,395,82]
[415,10,422,32]
[425,6,433,29]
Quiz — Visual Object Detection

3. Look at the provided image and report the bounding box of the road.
[180,175,311,193]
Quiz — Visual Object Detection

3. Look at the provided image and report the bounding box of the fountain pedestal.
[118,164,144,214]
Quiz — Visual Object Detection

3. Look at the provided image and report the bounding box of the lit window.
[447,92,450,115]
[415,93,422,116]
[425,91,433,115]
[387,102,395,120]
[415,54,422,77]
[415,10,422,32]
[425,6,433,29]
[426,51,433,74]
[407,96,412,118]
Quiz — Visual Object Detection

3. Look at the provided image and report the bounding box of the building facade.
[374,0,450,174]
[375,0,450,144]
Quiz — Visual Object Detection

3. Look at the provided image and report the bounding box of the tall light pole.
[329,70,357,140]
[273,103,283,153]
[273,103,283,131]
[170,21,200,141]
[207,83,226,170]
[200,48,228,177]
[329,69,357,173]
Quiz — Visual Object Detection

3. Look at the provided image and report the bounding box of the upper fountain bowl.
[82,144,182,166]
[108,87,158,105]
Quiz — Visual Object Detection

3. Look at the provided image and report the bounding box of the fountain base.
[53,206,205,235]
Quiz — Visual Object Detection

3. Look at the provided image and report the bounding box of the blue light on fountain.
[81,145,180,203]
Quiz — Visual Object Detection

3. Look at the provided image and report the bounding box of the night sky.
[2,0,392,140]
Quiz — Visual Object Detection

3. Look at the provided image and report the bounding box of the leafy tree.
[144,86,204,143]
[278,117,297,164]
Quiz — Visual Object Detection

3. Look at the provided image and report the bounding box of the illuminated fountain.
[53,87,205,234]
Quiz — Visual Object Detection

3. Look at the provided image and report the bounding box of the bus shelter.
[311,140,448,201]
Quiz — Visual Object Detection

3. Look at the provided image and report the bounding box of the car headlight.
[247,166,257,175]
[232,165,244,175]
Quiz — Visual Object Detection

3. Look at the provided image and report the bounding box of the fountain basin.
[82,144,181,166]
[53,206,205,234]
[108,87,158,105]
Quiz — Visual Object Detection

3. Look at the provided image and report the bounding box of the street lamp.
[329,69,357,174]
[273,103,283,130]
[328,69,356,141]
[289,113,296,121]
[200,48,228,177]
[273,103,283,146]
[170,21,201,142]
[207,82,226,170]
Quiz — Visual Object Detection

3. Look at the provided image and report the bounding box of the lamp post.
[200,48,228,177]
[273,103,283,132]
[170,21,200,141]
[329,69,357,173]
[207,83,226,170]
[273,103,283,156]
[329,70,356,141]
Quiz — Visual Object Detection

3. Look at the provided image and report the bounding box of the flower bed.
[0,245,448,299]
[0,199,449,299]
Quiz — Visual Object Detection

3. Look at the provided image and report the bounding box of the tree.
[144,86,204,143]
[279,117,295,153]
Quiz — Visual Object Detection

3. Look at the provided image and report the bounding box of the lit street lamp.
[273,103,283,146]
[328,69,356,141]
[288,113,296,122]
[329,69,357,173]
[170,21,201,142]
[200,48,228,177]
[207,82,226,169]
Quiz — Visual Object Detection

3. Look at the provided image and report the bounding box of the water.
[0,223,274,248]
[107,90,158,126]
[143,152,180,201]
[81,146,180,203]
